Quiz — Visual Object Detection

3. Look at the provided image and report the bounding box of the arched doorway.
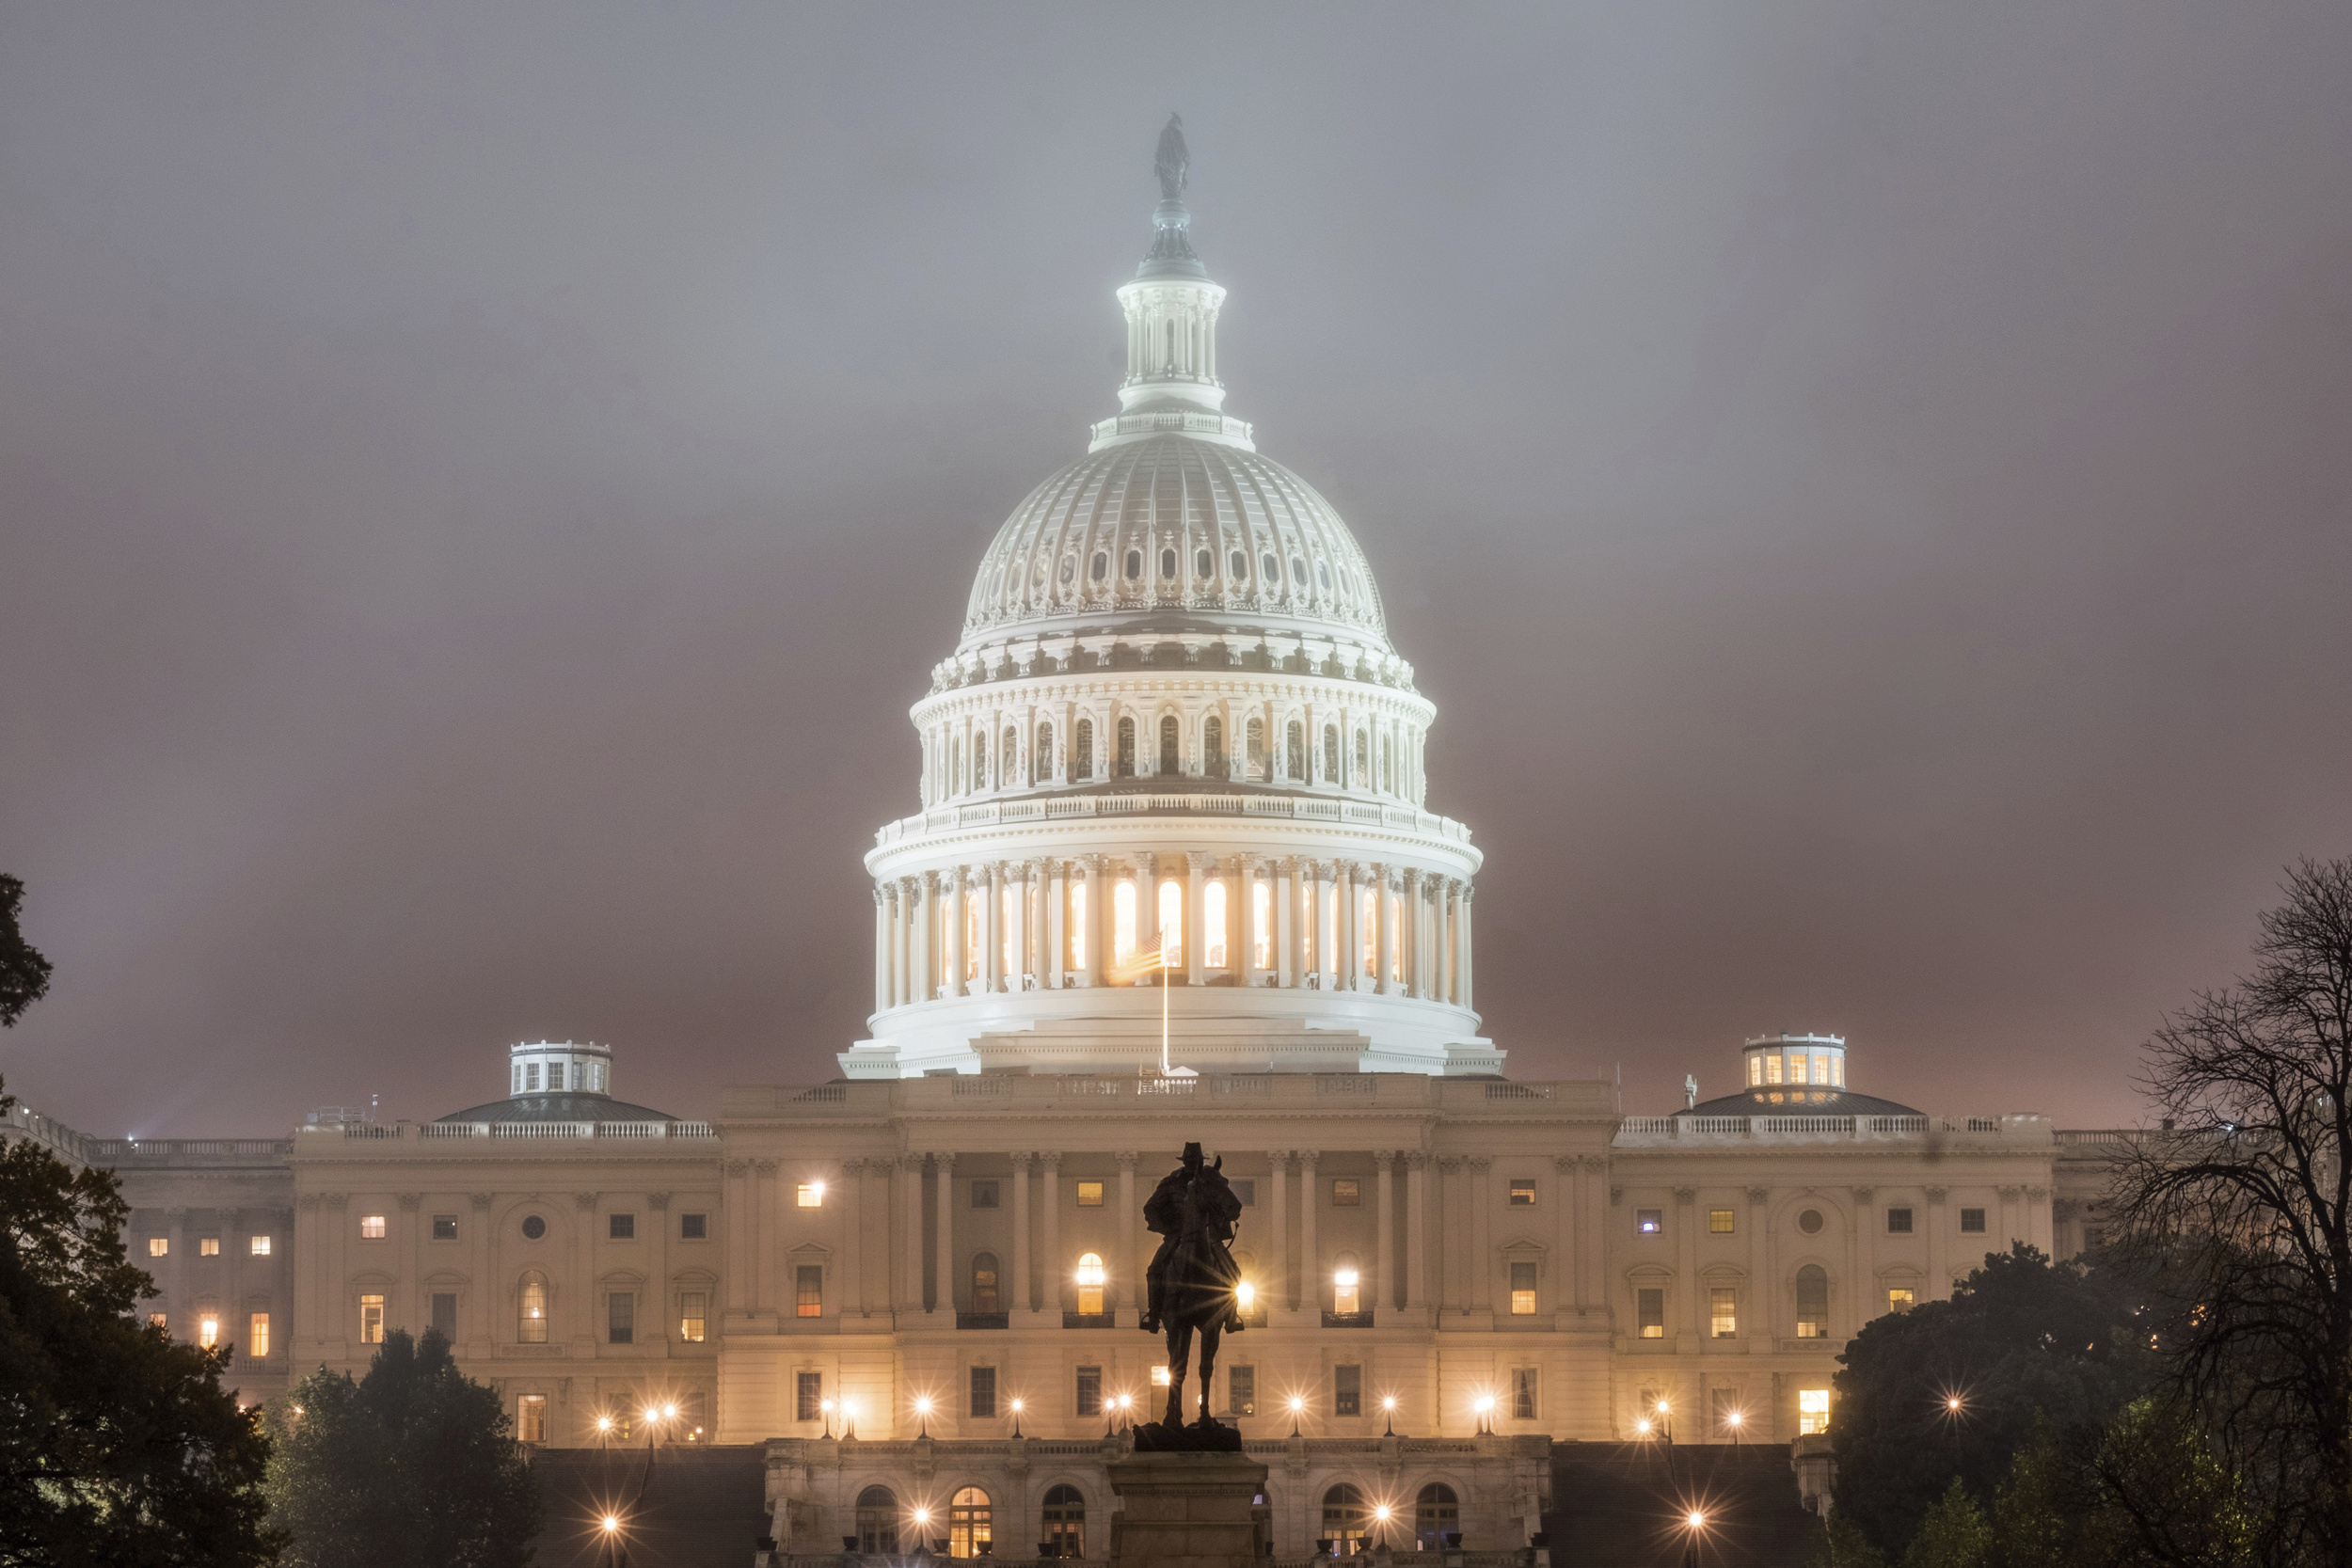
[949,1486,992,1558]
[1321,1483,1368,1556]
[854,1485,898,1554]
[1415,1482,1458,1549]
[1042,1483,1086,1558]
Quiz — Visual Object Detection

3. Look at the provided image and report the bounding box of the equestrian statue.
[1136,1141,1248,1446]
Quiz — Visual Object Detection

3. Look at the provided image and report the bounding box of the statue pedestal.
[1107,1450,1269,1568]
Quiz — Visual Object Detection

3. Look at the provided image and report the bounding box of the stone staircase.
[531,1444,772,1566]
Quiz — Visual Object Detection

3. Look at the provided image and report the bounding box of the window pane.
[1229,1364,1255,1416]
[199,1236,220,1256]
[970,1365,996,1418]
[1711,1287,1738,1338]
[1076,1181,1104,1208]
[680,1291,707,1342]
[359,1214,386,1239]
[1331,1179,1361,1207]
[1334,1364,1361,1417]
[1508,1180,1537,1206]
[1637,1288,1664,1338]
[681,1212,707,1240]
[608,1291,634,1344]
[149,1237,168,1257]
[1708,1209,1736,1234]
[516,1394,548,1444]
[518,1275,548,1342]
[1799,1388,1831,1435]
[798,1370,823,1422]
[609,1213,635,1240]
[1887,1288,1915,1313]
[797,1183,824,1208]
[1509,1261,1537,1316]
[797,1265,823,1318]
[1636,1209,1662,1235]
[360,1294,384,1344]
[1960,1207,1987,1233]
[249,1312,270,1357]
[1886,1208,1914,1234]
[250,1234,272,1256]
[1512,1367,1537,1420]
[430,1292,457,1339]
[1076,1365,1102,1417]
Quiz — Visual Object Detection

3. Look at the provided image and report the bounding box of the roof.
[1686,1086,1925,1117]
[436,1091,678,1125]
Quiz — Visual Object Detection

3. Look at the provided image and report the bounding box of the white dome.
[960,435,1391,653]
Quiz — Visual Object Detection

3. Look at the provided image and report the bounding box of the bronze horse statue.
[1138,1143,1247,1435]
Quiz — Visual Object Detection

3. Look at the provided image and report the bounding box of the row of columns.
[873,858,1473,1012]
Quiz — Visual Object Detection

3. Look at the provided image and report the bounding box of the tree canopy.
[0,872,53,1027]
[266,1329,539,1568]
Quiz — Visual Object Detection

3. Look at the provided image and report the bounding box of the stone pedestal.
[1107,1451,1270,1568]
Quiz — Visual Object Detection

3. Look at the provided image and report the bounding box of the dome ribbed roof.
[960,435,1390,652]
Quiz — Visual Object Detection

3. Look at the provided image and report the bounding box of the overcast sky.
[3,2,2346,1136]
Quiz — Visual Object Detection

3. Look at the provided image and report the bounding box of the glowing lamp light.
[662,1403,677,1420]
[1237,1280,1255,1311]
[1290,1396,1306,1413]
[1635,1418,1652,1435]
[1947,1396,1963,1412]
[811,1181,827,1201]
[916,1397,934,1416]
[1009,1398,1025,1413]
[642,1407,658,1424]
[1334,1268,1359,1288]
[602,1515,620,1534]
[1655,1400,1671,1416]
[1725,1411,1743,1428]
[1375,1506,1392,1523]
[1383,1396,1397,1410]
[596,1415,613,1433]
[1118,1393,1135,1412]
[914,1509,931,1528]
[1686,1512,1707,1530]
[822,1399,834,1413]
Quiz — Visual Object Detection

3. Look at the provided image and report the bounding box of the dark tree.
[266,1329,539,1568]
[2112,856,2352,1566]
[0,1082,281,1565]
[0,872,54,1026]
[1829,1243,2152,1559]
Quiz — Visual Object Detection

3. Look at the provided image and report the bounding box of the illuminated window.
[1076,1181,1104,1208]
[1887,1207,1914,1234]
[1158,879,1183,965]
[199,1236,220,1257]
[1814,1054,1831,1086]
[1637,1209,1662,1235]
[608,1213,634,1240]
[250,1234,272,1256]
[797,1370,822,1421]
[1637,1288,1665,1338]
[1228,1364,1255,1416]
[1112,882,1136,964]
[1764,1053,1783,1085]
[1509,1260,1537,1315]
[1204,879,1228,967]
[1359,887,1376,974]
[797,1265,823,1318]
[1075,1253,1105,1315]
[1509,1180,1537,1206]
[1075,1365,1103,1416]
[148,1237,168,1258]
[1831,1055,1845,1085]
[1711,1287,1738,1338]
[1150,1364,1171,1387]
[797,1183,824,1208]
[1043,1484,1087,1558]
[1323,1482,1367,1552]
[1331,1179,1360,1207]
[1887,1288,1915,1314]
[359,1214,387,1240]
[607,1291,634,1344]
[680,1291,707,1341]
[680,1212,707,1240]
[1796,1265,1830,1338]
[970,1365,997,1418]
[1333,1266,1360,1316]
[431,1292,457,1339]
[949,1486,993,1559]
[1788,1053,1808,1085]
[432,1214,458,1241]
[856,1486,899,1554]
[1512,1366,1537,1420]
[1709,1208,1736,1234]
[1251,879,1271,967]
[518,1272,548,1342]
[198,1314,219,1348]
[1799,1388,1831,1435]
[1960,1208,1987,1233]
[1748,1053,1763,1086]
[971,1254,1000,1313]
[248,1312,270,1357]
[1068,879,1088,969]
[1333,1364,1361,1418]
[516,1394,547,1444]
[359,1295,385,1344]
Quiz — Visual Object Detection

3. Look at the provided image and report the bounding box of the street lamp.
[1009,1397,1025,1438]
[1680,1509,1707,1568]
[1382,1395,1398,1436]
[1724,1408,1743,1449]
[1373,1504,1393,1550]
[1474,1394,1495,1435]
[915,1396,934,1436]
[1289,1395,1306,1436]
[821,1398,835,1439]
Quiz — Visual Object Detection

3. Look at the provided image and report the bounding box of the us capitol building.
[5,128,2123,1557]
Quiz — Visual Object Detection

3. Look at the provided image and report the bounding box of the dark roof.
[1686,1086,1924,1117]
[436,1092,679,1125]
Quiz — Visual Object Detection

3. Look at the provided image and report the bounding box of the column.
[1374,867,1394,994]
[2026,1186,2051,1255]
[946,868,968,997]
[1276,860,1295,988]
[1332,863,1355,989]
[1555,1156,1581,1312]
[872,888,890,1014]
[469,1192,494,1353]
[911,873,932,1002]
[1078,857,1104,988]
[1676,1187,1700,1339]
[839,1162,864,1318]
[1747,1187,1770,1338]
[647,1192,671,1340]
[934,1154,957,1314]
[1135,853,1159,968]
[1010,1152,1033,1313]
[724,1163,752,1311]
[1046,861,1067,989]
[1268,1152,1291,1308]
[1297,1151,1321,1314]
[573,1192,598,1346]
[1436,1160,1462,1310]
[1041,1153,1063,1315]
[1313,862,1335,986]
[983,863,1004,994]
[1458,885,1475,1011]
[1185,853,1209,985]
[1406,1153,1429,1312]
[1375,1150,1395,1314]
[1118,1153,1140,1319]
[901,1154,926,1313]
[1241,857,1262,983]
[1924,1186,1947,1304]
[1025,860,1045,987]
[1399,870,1421,998]
[1469,1157,1493,1312]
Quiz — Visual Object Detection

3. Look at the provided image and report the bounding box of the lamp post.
[821,1398,835,1440]
[1009,1397,1025,1438]
[1681,1510,1706,1568]
[1289,1395,1306,1436]
[1473,1394,1495,1436]
[1382,1395,1397,1437]
[915,1396,934,1437]
[599,1511,627,1567]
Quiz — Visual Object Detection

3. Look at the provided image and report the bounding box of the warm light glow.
[1009,1399,1025,1414]
[1686,1512,1707,1530]
[821,1399,834,1413]
[1117,1393,1134,1411]
[1725,1410,1743,1428]
[642,1407,658,1424]
[602,1515,620,1534]
[1383,1396,1397,1411]
[596,1415,613,1433]
[916,1397,933,1417]
[1375,1506,1392,1523]
[1635,1418,1652,1435]
[1655,1400,1670,1415]
[914,1509,932,1528]
[798,1181,826,1207]
[1236,1280,1255,1311]
[1334,1268,1359,1287]
[1152,1366,1172,1387]
[1290,1396,1305,1413]
[1947,1396,1963,1412]
[1475,1395,1495,1413]
[662,1403,677,1419]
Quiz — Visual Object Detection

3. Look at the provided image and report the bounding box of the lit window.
[149,1312,167,1330]
[1887,1208,1914,1234]
[1788,1053,1808,1085]
[1709,1208,1736,1234]
[1711,1287,1738,1338]
[1331,1179,1361,1207]
[149,1237,168,1258]
[950,1485,993,1559]
[1799,1388,1831,1435]
[1508,1180,1537,1206]
[1076,1181,1104,1208]
[1333,1266,1360,1316]
[1796,1265,1830,1338]
[198,1315,219,1348]
[1204,880,1228,968]
[796,1183,824,1208]
[1150,1364,1171,1387]
[249,1313,270,1357]
[608,1291,634,1344]
[250,1234,272,1256]
[681,1212,707,1240]
[1334,1363,1361,1417]
[971,1254,999,1313]
[1075,1253,1105,1316]
[516,1394,548,1444]
[518,1273,548,1342]
[797,1265,823,1318]
[1831,1055,1845,1086]
[680,1291,707,1341]
[1509,1260,1537,1315]
[1637,1288,1665,1338]
[1887,1288,1915,1314]
[1764,1053,1783,1085]
[1637,1209,1662,1235]
[970,1180,998,1210]
[1512,1367,1537,1420]
[1748,1054,1763,1086]
[199,1236,220,1257]
[1814,1054,1831,1086]
[1068,879,1087,968]
[1960,1208,1987,1233]
[1251,879,1271,967]
[359,1295,385,1344]
[1112,880,1137,963]
[526,1063,540,1092]
[359,1214,387,1240]
[433,1214,458,1241]
[608,1213,635,1240]
[797,1371,822,1421]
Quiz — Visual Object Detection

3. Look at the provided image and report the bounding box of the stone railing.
[302,1120,716,1143]
[757,1074,1610,1116]
[1615,1114,2051,1145]
[875,792,1474,849]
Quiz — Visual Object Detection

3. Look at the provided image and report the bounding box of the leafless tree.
[2112,857,2352,1566]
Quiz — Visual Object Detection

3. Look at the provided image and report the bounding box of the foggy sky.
[3,2,2347,1136]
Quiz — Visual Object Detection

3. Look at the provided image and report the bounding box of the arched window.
[1287,721,1305,781]
[1035,721,1054,784]
[1076,1252,1106,1316]
[1002,727,1018,787]
[1196,546,1213,578]
[1321,1483,1368,1556]
[855,1486,898,1555]
[1158,715,1179,775]
[1415,1484,1458,1550]
[949,1486,992,1558]
[972,1253,1000,1314]
[1125,549,1143,581]
[1203,716,1224,775]
[518,1272,548,1343]
[1354,730,1368,784]
[1291,554,1306,587]
[1091,551,1108,583]
[1073,718,1093,783]
[1158,879,1184,967]
[1231,549,1248,579]
[1796,1265,1830,1338]
[1247,717,1265,779]
[1042,1483,1087,1558]
[1113,882,1137,966]
[1160,547,1178,579]
[1116,717,1136,778]
[1323,726,1340,785]
[1204,880,1228,969]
